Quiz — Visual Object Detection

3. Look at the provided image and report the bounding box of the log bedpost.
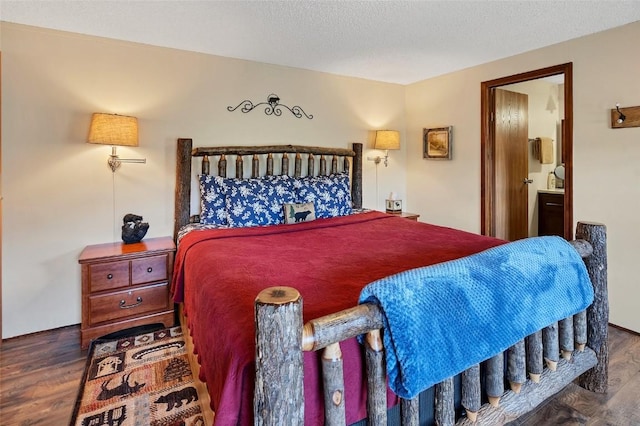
[308,153,315,177]
[322,343,346,425]
[236,155,244,179]
[574,310,588,351]
[294,153,302,177]
[461,364,481,422]
[400,397,419,425]
[507,339,526,393]
[254,286,304,425]
[351,143,363,209]
[485,353,503,407]
[434,377,455,426]
[364,329,387,426]
[576,221,609,393]
[174,138,192,241]
[331,155,339,175]
[542,322,559,371]
[202,155,210,175]
[218,154,227,177]
[266,153,274,176]
[559,317,574,360]
[526,331,543,383]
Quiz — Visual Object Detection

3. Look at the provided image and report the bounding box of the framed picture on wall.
[423,126,452,160]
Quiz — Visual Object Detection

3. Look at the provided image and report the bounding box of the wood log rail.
[254,226,607,425]
[192,144,357,157]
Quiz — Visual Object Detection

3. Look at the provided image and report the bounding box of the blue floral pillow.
[199,175,230,225]
[293,173,352,219]
[226,175,295,227]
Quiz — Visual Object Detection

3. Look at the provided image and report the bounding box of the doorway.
[481,63,573,240]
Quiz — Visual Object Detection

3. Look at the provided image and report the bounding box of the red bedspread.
[171,211,504,425]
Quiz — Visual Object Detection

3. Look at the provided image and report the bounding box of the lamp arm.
[107,146,146,172]
[118,158,146,164]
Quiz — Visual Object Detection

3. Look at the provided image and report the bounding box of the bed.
[171,138,609,425]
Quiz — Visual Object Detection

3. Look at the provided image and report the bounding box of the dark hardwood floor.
[0,325,638,425]
[513,325,640,426]
[0,325,86,425]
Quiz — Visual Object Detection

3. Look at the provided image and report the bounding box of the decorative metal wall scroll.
[227,93,313,119]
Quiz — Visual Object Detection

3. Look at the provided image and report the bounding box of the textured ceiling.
[2,0,640,84]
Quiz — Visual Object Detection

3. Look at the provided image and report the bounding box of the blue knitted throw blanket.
[358,236,594,399]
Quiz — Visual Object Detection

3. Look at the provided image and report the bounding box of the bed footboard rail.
[254,222,608,425]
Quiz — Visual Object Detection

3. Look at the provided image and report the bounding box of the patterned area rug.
[71,326,206,426]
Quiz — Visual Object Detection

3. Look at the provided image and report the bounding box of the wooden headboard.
[174,138,363,239]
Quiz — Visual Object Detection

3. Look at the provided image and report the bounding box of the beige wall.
[406,21,640,332]
[0,23,406,338]
[3,20,639,337]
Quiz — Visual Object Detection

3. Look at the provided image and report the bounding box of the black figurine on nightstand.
[121,213,149,244]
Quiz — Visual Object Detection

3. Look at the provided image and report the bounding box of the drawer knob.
[147,267,153,273]
[107,273,113,280]
[119,296,143,309]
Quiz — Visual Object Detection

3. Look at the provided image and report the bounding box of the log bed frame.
[173,138,609,425]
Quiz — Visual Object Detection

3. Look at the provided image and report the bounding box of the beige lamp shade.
[374,130,400,150]
[87,113,139,146]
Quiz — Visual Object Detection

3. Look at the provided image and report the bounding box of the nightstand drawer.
[132,254,168,285]
[89,260,130,292]
[88,283,170,325]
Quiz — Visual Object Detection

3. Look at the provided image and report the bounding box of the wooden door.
[493,88,529,241]
[481,63,573,240]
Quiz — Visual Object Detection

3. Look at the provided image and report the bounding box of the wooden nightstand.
[390,211,420,221]
[78,236,176,349]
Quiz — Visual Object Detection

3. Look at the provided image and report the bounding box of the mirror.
[554,164,565,188]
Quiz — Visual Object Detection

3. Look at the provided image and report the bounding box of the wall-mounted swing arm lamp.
[373,130,401,167]
[87,113,146,172]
